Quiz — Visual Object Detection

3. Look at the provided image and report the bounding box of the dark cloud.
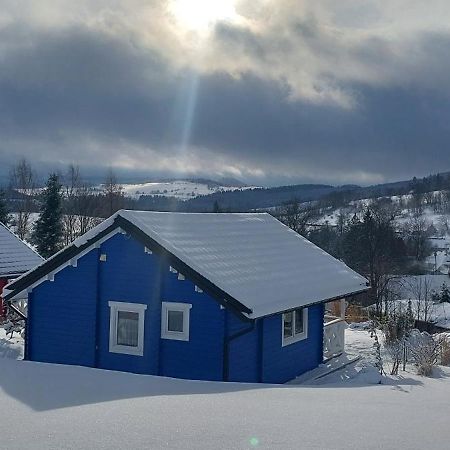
[1,2,450,186]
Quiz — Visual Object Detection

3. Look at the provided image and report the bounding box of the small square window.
[161,302,192,341]
[168,310,184,332]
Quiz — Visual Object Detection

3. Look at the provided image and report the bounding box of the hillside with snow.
[117,179,256,200]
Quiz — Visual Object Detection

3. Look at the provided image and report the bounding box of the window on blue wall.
[282,307,308,346]
[117,311,139,347]
[109,301,147,356]
[161,302,192,341]
[167,310,184,332]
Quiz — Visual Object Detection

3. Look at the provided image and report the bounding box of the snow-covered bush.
[440,337,450,366]
[3,319,24,339]
[408,330,441,376]
[3,305,25,339]
[381,309,414,375]
[369,321,385,376]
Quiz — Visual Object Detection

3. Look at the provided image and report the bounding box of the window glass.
[117,311,139,347]
[295,309,304,334]
[283,311,293,338]
[168,310,184,332]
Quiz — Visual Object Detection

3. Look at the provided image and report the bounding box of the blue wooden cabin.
[4,211,368,383]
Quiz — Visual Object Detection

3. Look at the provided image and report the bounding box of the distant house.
[0,222,43,316]
[4,211,368,383]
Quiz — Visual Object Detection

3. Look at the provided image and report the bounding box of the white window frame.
[108,301,147,356]
[161,302,192,341]
[282,307,308,347]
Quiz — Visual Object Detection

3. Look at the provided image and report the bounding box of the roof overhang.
[4,212,370,321]
[4,216,253,320]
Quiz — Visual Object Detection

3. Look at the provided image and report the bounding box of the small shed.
[0,222,43,316]
[4,211,368,383]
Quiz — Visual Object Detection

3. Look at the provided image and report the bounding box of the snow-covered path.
[0,328,448,449]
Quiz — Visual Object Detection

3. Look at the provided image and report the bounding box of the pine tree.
[406,300,415,331]
[32,174,63,258]
[0,189,10,226]
[440,284,450,303]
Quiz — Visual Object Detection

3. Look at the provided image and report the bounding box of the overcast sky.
[1,0,450,186]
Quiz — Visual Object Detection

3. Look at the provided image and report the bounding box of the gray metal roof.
[76,211,369,318]
[0,223,43,278]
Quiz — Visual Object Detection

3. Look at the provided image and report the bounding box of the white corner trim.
[108,301,147,356]
[281,307,308,347]
[161,302,192,341]
[177,273,185,281]
[144,246,153,254]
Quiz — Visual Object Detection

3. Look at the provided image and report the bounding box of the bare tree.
[423,191,434,207]
[102,168,124,217]
[276,200,317,236]
[403,276,435,323]
[437,216,449,236]
[62,165,81,245]
[76,185,101,234]
[9,159,35,240]
[408,330,443,376]
[403,214,431,261]
[410,191,424,216]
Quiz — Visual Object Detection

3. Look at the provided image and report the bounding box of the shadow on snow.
[0,357,427,412]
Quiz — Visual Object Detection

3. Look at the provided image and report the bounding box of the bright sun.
[169,0,238,33]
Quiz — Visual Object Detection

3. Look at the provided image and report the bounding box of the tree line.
[275,196,449,316]
[0,160,127,257]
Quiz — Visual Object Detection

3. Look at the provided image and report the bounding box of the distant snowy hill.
[113,179,256,201]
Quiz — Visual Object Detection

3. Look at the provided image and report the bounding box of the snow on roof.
[75,210,368,318]
[0,223,43,278]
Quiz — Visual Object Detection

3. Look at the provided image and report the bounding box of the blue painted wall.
[159,271,225,381]
[226,311,260,383]
[27,231,325,383]
[28,250,98,366]
[261,303,324,384]
[96,233,162,374]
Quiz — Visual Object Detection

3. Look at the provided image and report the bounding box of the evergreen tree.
[0,189,10,225]
[342,208,406,315]
[439,284,450,303]
[32,174,63,258]
[406,300,415,331]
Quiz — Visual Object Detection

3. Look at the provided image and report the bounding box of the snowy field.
[0,328,449,449]
[113,180,256,200]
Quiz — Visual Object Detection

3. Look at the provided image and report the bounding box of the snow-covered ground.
[113,180,256,200]
[0,327,449,449]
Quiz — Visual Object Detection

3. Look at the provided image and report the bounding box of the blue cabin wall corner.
[261,303,324,384]
[28,249,99,367]
[26,231,325,384]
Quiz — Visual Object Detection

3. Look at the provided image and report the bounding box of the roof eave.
[246,286,370,320]
[4,214,253,320]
